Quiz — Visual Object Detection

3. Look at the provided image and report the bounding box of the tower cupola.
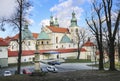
[54,17,59,27]
[70,11,78,27]
[50,15,54,26]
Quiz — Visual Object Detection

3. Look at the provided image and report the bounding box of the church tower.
[49,15,59,27]
[54,17,59,27]
[69,11,79,35]
[70,11,78,27]
[69,11,79,33]
[50,15,54,26]
[69,11,79,47]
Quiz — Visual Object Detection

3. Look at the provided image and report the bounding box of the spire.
[24,24,28,29]
[50,15,54,26]
[70,11,78,27]
[24,21,29,29]
[22,23,33,40]
[54,17,59,27]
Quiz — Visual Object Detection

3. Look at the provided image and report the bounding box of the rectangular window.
[12,46,14,49]
[37,41,40,45]
[47,41,49,44]
[28,41,31,46]
[56,37,58,43]
[0,49,2,52]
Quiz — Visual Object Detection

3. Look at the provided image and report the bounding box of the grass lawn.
[6,62,34,68]
[104,62,120,70]
[88,61,120,70]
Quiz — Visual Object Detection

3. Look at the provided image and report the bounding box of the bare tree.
[86,1,104,70]
[0,0,31,74]
[76,29,88,60]
[86,0,120,71]
[117,27,120,61]
[102,0,120,70]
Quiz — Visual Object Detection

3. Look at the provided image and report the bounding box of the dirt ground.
[1,70,120,81]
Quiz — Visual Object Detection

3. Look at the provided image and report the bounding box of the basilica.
[0,11,96,67]
[10,11,80,51]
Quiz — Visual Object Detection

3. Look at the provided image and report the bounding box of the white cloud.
[0,0,16,18]
[25,18,34,25]
[40,19,50,27]
[0,0,33,18]
[40,0,84,27]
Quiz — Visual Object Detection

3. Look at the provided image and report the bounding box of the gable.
[83,41,95,46]
[60,34,71,43]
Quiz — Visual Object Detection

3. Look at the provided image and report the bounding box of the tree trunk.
[17,26,22,74]
[118,44,120,61]
[17,0,23,74]
[109,39,116,70]
[77,42,80,60]
[118,29,120,61]
[97,39,104,70]
[95,34,104,70]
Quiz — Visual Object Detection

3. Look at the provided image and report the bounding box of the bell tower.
[70,11,78,27]
[69,11,79,34]
[69,11,79,47]
[50,15,54,26]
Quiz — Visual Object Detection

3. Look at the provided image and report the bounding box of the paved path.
[0,63,98,76]
[41,63,98,72]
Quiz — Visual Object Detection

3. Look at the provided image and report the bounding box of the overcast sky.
[0,0,92,38]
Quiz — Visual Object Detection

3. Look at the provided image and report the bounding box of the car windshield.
[5,71,10,73]
[6,72,10,74]
[5,71,10,74]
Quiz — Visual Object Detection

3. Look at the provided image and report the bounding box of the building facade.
[5,11,96,64]
[0,38,8,67]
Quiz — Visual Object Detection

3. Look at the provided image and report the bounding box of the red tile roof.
[32,33,39,39]
[47,26,70,33]
[9,33,39,40]
[8,48,86,57]
[13,34,19,39]
[55,48,86,53]
[83,40,95,46]
[8,50,34,57]
[4,36,13,43]
[0,38,8,46]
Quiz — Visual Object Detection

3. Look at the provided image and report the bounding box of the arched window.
[56,37,58,43]
[47,41,49,44]
[41,41,44,45]
[69,45,71,47]
[0,48,2,52]
[12,46,14,49]
[37,41,40,45]
[28,41,30,46]
[62,45,64,48]
[24,59,26,62]
[76,28,78,32]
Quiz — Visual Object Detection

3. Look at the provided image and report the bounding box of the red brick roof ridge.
[8,48,86,57]
[47,26,70,33]
[0,38,9,46]
[83,40,95,46]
